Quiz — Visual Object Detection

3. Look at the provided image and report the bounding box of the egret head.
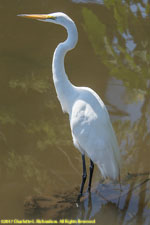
[18,12,78,50]
[18,12,74,28]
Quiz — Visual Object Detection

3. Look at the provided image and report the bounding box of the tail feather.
[97,156,120,181]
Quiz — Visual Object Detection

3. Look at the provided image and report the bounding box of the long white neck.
[52,20,78,114]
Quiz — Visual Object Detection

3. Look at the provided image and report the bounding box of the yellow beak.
[17,14,55,20]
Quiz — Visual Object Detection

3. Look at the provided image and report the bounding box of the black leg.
[80,154,87,195]
[88,159,94,192]
[77,154,87,202]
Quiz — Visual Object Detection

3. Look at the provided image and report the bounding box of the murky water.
[0,0,150,224]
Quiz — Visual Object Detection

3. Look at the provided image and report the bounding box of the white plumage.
[70,87,121,180]
[51,12,121,180]
[19,12,121,194]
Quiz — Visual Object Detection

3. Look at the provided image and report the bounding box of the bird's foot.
[76,193,82,207]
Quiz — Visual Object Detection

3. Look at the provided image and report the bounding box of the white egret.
[18,12,121,198]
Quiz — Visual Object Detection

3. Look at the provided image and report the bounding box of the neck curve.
[52,19,78,113]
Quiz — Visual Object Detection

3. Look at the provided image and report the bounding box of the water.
[0,0,150,224]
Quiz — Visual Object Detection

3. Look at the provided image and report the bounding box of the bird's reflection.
[24,173,150,225]
[76,192,92,219]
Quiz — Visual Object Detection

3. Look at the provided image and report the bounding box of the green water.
[0,0,150,224]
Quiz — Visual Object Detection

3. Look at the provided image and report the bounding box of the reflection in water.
[82,2,150,168]
[24,175,150,225]
[80,2,150,224]
[0,0,150,224]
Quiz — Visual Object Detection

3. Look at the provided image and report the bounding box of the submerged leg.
[88,159,94,192]
[78,154,87,200]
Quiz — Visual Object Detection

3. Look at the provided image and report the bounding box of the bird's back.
[70,86,121,180]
